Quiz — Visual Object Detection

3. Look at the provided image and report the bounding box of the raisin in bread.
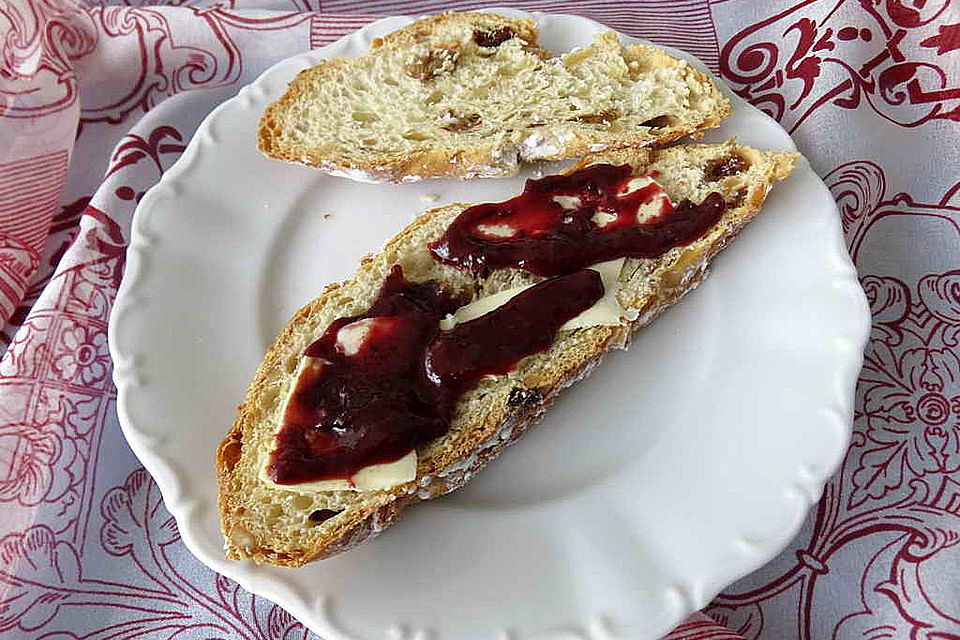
[258,12,731,182]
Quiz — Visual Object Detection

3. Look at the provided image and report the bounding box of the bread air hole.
[307,509,341,525]
[228,526,256,550]
[291,495,313,511]
[261,386,279,406]
[221,439,242,471]
[265,504,283,525]
[402,130,432,141]
[662,247,705,289]
[640,115,676,129]
[627,59,652,78]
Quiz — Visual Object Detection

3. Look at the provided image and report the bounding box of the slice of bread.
[217,141,797,566]
[258,12,731,182]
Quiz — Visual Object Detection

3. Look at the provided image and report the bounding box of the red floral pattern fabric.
[1,1,957,638]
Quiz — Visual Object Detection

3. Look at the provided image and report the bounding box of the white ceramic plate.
[110,9,870,640]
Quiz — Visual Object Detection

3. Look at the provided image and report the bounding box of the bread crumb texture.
[217,140,798,566]
[258,12,731,182]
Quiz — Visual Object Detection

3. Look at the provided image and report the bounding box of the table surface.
[0,1,957,639]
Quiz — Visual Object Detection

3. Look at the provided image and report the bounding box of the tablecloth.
[1,0,958,638]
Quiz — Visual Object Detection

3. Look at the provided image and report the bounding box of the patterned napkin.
[1,1,957,639]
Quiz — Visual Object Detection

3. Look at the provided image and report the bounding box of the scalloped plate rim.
[109,8,871,640]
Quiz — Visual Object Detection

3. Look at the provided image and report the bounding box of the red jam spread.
[267,266,603,485]
[429,164,726,277]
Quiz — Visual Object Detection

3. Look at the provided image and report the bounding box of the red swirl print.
[0,378,101,513]
[0,525,84,631]
[854,344,960,507]
[50,319,111,386]
[918,271,960,346]
[0,471,311,639]
[0,0,96,119]
[1,196,91,350]
[825,160,959,263]
[0,201,125,538]
[0,235,40,322]
[861,275,910,345]
[834,530,960,640]
[77,6,314,127]
[704,603,764,639]
[106,126,188,179]
[717,0,960,130]
[0,151,69,325]
[0,424,62,506]
[710,161,960,639]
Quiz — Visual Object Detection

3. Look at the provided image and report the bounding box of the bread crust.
[257,13,731,183]
[217,141,798,566]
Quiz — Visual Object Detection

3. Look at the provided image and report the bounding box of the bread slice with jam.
[217,140,798,566]
[258,12,730,182]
